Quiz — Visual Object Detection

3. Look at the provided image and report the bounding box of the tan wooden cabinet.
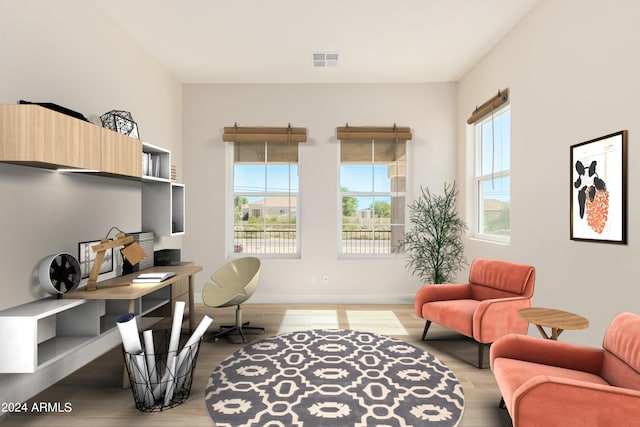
[101,129,142,177]
[0,104,142,177]
[0,104,102,170]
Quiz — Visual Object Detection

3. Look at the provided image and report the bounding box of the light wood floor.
[2,304,513,427]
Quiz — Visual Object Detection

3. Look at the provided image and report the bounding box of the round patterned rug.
[205,329,464,426]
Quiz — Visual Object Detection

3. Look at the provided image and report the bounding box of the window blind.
[467,88,509,125]
[222,125,307,143]
[336,125,412,141]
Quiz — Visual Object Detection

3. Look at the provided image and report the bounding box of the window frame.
[473,105,511,244]
[230,141,300,257]
[338,138,409,258]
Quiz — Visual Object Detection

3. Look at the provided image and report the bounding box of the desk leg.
[188,274,195,333]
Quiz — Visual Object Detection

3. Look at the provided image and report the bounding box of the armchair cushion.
[469,258,531,292]
[421,298,478,337]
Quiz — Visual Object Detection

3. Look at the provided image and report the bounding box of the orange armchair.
[415,258,535,368]
[490,312,640,427]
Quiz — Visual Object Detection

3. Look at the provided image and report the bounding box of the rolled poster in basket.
[116,313,154,408]
[143,330,158,388]
[153,301,185,404]
[174,315,213,390]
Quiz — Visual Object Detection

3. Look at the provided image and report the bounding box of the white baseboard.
[194,292,415,305]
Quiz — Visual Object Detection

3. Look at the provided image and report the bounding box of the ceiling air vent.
[312,52,339,67]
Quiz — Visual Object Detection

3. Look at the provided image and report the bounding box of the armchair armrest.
[414,283,472,317]
[490,333,604,374]
[473,297,532,343]
[512,376,640,427]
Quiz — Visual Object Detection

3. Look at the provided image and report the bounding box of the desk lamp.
[86,227,147,291]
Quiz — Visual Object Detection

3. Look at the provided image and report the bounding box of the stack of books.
[171,164,177,181]
[132,272,176,284]
[142,153,162,178]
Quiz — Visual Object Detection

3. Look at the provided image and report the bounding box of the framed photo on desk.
[79,240,114,279]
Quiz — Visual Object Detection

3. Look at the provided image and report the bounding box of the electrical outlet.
[322,275,329,285]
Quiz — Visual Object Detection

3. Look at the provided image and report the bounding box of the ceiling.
[95,0,538,84]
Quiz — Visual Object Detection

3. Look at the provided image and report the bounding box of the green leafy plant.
[397,182,468,284]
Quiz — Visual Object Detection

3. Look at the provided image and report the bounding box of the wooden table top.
[518,307,589,330]
[64,265,202,300]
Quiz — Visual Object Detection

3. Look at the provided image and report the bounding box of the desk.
[518,307,589,340]
[65,264,202,332]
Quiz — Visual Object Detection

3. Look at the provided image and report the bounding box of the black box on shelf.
[154,249,181,266]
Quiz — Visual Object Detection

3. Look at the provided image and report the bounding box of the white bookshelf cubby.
[0,287,170,374]
[141,141,171,182]
[0,298,99,373]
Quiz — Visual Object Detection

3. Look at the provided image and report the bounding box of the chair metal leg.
[211,305,264,343]
[477,342,485,368]
[421,320,432,340]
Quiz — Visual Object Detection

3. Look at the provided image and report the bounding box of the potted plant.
[397,182,467,283]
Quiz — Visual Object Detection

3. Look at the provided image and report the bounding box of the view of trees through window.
[340,140,407,255]
[233,142,298,255]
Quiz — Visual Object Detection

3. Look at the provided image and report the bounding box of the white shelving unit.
[141,142,185,236]
[0,288,170,374]
[0,298,98,373]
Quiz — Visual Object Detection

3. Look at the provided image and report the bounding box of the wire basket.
[122,329,202,412]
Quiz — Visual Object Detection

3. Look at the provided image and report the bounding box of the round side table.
[518,307,589,340]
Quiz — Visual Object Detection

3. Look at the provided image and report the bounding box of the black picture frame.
[570,130,627,244]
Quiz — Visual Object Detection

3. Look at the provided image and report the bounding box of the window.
[474,107,510,241]
[233,141,299,255]
[339,137,407,255]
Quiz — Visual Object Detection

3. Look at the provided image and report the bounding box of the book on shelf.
[132,272,176,283]
[142,152,162,178]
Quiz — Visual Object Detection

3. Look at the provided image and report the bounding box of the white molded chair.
[202,257,263,342]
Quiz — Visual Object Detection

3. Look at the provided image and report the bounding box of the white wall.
[457,0,640,346]
[183,83,458,304]
[0,0,183,312]
[0,0,182,406]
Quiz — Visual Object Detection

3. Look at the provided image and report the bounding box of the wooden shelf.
[0,104,141,177]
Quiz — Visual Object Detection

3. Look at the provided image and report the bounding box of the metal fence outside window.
[341,229,392,254]
[234,228,393,254]
[234,229,297,254]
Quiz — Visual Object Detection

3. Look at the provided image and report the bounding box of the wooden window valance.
[467,88,509,125]
[336,125,412,141]
[222,125,307,143]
